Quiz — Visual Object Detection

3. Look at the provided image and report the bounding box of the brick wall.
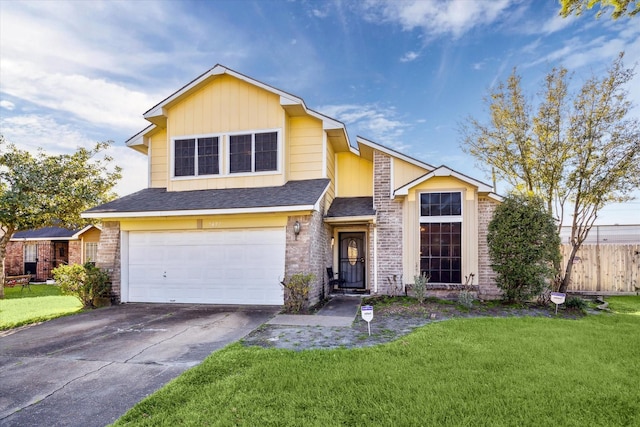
[5,241,23,276]
[284,196,330,307]
[97,221,121,302]
[373,151,404,295]
[68,240,82,266]
[478,197,501,299]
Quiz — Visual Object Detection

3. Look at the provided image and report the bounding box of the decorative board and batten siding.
[165,74,287,191]
[336,152,373,197]
[402,176,479,287]
[287,116,324,181]
[149,129,168,188]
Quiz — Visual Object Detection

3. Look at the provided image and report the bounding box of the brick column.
[97,221,121,302]
[478,197,501,299]
[373,151,404,295]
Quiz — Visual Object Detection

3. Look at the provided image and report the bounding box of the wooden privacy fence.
[563,244,640,294]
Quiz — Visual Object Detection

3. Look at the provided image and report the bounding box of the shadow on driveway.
[0,303,278,427]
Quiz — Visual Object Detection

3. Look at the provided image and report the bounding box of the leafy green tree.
[559,0,639,19]
[461,53,640,292]
[0,136,121,298]
[487,193,561,302]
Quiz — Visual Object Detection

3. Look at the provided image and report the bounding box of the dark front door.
[339,232,366,289]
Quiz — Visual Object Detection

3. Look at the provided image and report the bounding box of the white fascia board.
[486,192,504,202]
[81,204,317,219]
[323,215,376,224]
[356,136,434,171]
[10,236,80,242]
[126,124,155,148]
[394,166,493,197]
[313,181,331,212]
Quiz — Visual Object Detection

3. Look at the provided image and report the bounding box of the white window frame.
[226,128,281,176]
[418,191,463,284]
[170,133,223,180]
[85,242,98,263]
[24,243,37,263]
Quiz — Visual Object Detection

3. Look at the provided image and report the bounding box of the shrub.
[565,296,588,311]
[281,273,315,313]
[487,193,561,303]
[413,273,429,304]
[458,273,476,309]
[53,262,110,308]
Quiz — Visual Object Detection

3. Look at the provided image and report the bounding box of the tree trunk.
[0,225,16,299]
[559,243,580,293]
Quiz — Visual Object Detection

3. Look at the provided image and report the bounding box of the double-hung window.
[419,192,462,283]
[85,242,98,264]
[229,131,278,174]
[174,136,220,177]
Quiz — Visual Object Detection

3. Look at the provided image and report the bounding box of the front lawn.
[115,297,640,426]
[0,284,82,330]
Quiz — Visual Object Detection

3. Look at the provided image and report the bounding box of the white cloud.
[400,51,419,62]
[0,113,147,197]
[0,100,15,110]
[362,0,514,39]
[318,103,410,149]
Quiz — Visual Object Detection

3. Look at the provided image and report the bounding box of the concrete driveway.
[0,303,278,427]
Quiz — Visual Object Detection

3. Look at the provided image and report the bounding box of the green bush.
[565,296,588,311]
[281,273,315,313]
[53,262,110,308]
[487,193,561,303]
[413,273,429,304]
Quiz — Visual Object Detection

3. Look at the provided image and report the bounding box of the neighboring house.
[83,65,501,306]
[6,226,102,282]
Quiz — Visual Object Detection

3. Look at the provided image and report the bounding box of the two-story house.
[83,65,501,306]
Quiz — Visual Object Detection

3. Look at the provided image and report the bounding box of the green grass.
[115,297,640,426]
[607,295,640,315]
[0,284,82,330]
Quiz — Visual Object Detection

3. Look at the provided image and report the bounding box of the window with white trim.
[419,192,462,284]
[24,243,37,263]
[174,136,220,177]
[85,242,98,264]
[229,131,278,173]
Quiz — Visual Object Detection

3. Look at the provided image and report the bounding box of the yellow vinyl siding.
[325,136,336,210]
[168,75,283,136]
[119,213,298,232]
[150,129,168,188]
[393,158,429,190]
[80,227,101,243]
[402,176,478,285]
[336,152,373,197]
[164,74,286,191]
[288,116,323,180]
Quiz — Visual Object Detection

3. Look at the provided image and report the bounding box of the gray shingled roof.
[85,179,330,214]
[12,226,82,239]
[326,197,375,218]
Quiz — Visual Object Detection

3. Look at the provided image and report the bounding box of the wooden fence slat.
[563,244,640,294]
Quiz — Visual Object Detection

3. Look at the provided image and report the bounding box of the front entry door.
[339,232,366,289]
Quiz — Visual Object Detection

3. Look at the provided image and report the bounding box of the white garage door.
[126,228,285,305]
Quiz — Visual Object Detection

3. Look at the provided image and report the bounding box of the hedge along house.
[5,226,102,282]
[83,65,501,306]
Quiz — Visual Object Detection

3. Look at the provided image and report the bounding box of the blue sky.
[1,0,639,224]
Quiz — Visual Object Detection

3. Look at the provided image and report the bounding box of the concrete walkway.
[267,295,362,327]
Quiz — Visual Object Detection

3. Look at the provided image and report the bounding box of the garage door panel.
[127,229,285,305]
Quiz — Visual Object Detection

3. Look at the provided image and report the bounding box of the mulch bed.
[241,297,587,351]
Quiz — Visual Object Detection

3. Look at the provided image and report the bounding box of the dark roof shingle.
[326,197,375,218]
[85,179,330,214]
[12,226,82,239]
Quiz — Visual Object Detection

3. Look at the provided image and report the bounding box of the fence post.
[596,225,601,292]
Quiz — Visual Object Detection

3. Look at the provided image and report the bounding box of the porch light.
[293,221,301,240]
[331,237,335,247]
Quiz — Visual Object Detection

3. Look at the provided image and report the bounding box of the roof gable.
[394,165,495,197]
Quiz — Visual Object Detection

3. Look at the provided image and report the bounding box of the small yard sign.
[550,292,566,314]
[361,305,373,336]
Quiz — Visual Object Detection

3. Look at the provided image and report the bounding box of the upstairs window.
[229,131,278,174]
[174,137,220,177]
